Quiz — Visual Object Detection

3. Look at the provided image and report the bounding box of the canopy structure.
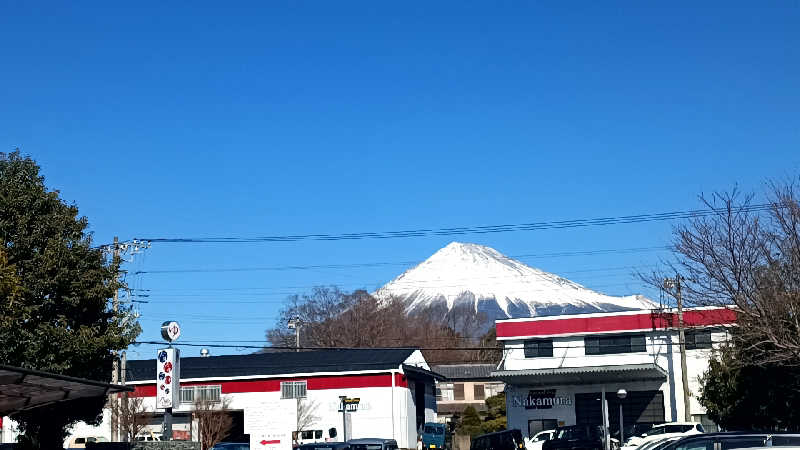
[491,363,668,386]
[0,364,133,416]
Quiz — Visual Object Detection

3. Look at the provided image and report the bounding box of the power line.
[131,204,774,245]
[132,338,731,352]
[133,247,668,275]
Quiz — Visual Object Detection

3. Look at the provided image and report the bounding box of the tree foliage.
[0,151,140,448]
[455,394,507,437]
[110,394,152,442]
[648,181,800,366]
[194,398,234,450]
[266,286,501,363]
[699,339,800,431]
[651,177,800,430]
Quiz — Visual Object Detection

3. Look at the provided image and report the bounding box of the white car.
[526,430,556,450]
[624,423,704,449]
[635,436,685,450]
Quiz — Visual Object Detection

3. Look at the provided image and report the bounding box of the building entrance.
[575,391,664,438]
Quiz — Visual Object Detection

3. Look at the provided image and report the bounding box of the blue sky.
[1,2,798,359]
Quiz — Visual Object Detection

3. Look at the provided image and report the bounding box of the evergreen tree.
[0,151,140,448]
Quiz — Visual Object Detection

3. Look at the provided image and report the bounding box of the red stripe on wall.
[496,308,737,338]
[131,373,406,397]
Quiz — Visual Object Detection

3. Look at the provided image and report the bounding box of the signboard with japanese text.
[245,400,295,450]
[156,348,180,409]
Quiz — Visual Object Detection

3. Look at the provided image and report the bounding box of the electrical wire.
[130,204,774,244]
[133,247,667,275]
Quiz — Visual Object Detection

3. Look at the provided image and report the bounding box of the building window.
[585,334,646,355]
[180,385,221,404]
[474,384,485,400]
[524,339,554,358]
[281,381,307,399]
[437,383,454,401]
[685,330,713,350]
[454,383,465,401]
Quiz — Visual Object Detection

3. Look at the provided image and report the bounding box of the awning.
[491,363,668,386]
[0,364,133,416]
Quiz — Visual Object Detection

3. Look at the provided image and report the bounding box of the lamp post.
[617,389,627,445]
[288,317,301,352]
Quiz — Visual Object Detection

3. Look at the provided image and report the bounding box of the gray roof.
[128,348,417,382]
[491,363,667,385]
[431,364,496,380]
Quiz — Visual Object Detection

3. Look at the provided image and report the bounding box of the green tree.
[699,339,800,431]
[0,151,140,448]
[481,393,507,434]
[457,406,483,437]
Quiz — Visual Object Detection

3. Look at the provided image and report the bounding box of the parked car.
[527,430,556,450]
[624,423,704,448]
[423,423,447,450]
[658,432,800,450]
[298,443,350,450]
[646,437,685,450]
[471,429,527,450]
[542,425,605,450]
[348,438,399,450]
[68,436,108,448]
[212,443,251,450]
[634,436,684,450]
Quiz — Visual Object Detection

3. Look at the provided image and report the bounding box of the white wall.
[2,379,423,449]
[501,328,730,428]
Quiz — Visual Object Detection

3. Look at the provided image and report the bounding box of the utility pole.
[111,236,120,441]
[665,275,692,422]
[102,237,149,442]
[121,350,128,442]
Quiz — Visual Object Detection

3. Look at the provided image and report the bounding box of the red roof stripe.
[130,373,407,397]
[496,308,736,338]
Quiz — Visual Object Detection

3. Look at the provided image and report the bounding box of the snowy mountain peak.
[374,242,657,321]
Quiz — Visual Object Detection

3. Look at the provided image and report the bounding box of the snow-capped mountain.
[373,242,657,320]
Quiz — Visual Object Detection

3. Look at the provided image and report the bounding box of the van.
[423,423,447,449]
[471,430,526,450]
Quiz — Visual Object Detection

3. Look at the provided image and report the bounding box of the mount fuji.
[373,242,657,321]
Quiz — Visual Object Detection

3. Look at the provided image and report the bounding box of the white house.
[2,348,439,449]
[492,307,736,439]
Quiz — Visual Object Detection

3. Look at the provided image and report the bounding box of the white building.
[3,348,439,449]
[492,307,736,439]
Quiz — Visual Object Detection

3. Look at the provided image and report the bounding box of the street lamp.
[288,317,301,352]
[617,389,627,445]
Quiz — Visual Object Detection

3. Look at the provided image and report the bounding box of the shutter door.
[575,391,665,426]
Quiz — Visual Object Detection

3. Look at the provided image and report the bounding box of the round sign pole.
[159,321,181,441]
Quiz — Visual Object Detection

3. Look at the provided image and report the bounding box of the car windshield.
[555,426,600,440]
[650,437,683,450]
[425,426,444,434]
[664,425,694,433]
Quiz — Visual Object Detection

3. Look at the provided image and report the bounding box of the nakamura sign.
[512,389,573,409]
[156,348,180,409]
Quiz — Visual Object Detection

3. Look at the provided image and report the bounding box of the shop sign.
[512,389,573,409]
[156,348,180,409]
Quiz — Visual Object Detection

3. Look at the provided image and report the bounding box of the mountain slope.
[373,242,657,320]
